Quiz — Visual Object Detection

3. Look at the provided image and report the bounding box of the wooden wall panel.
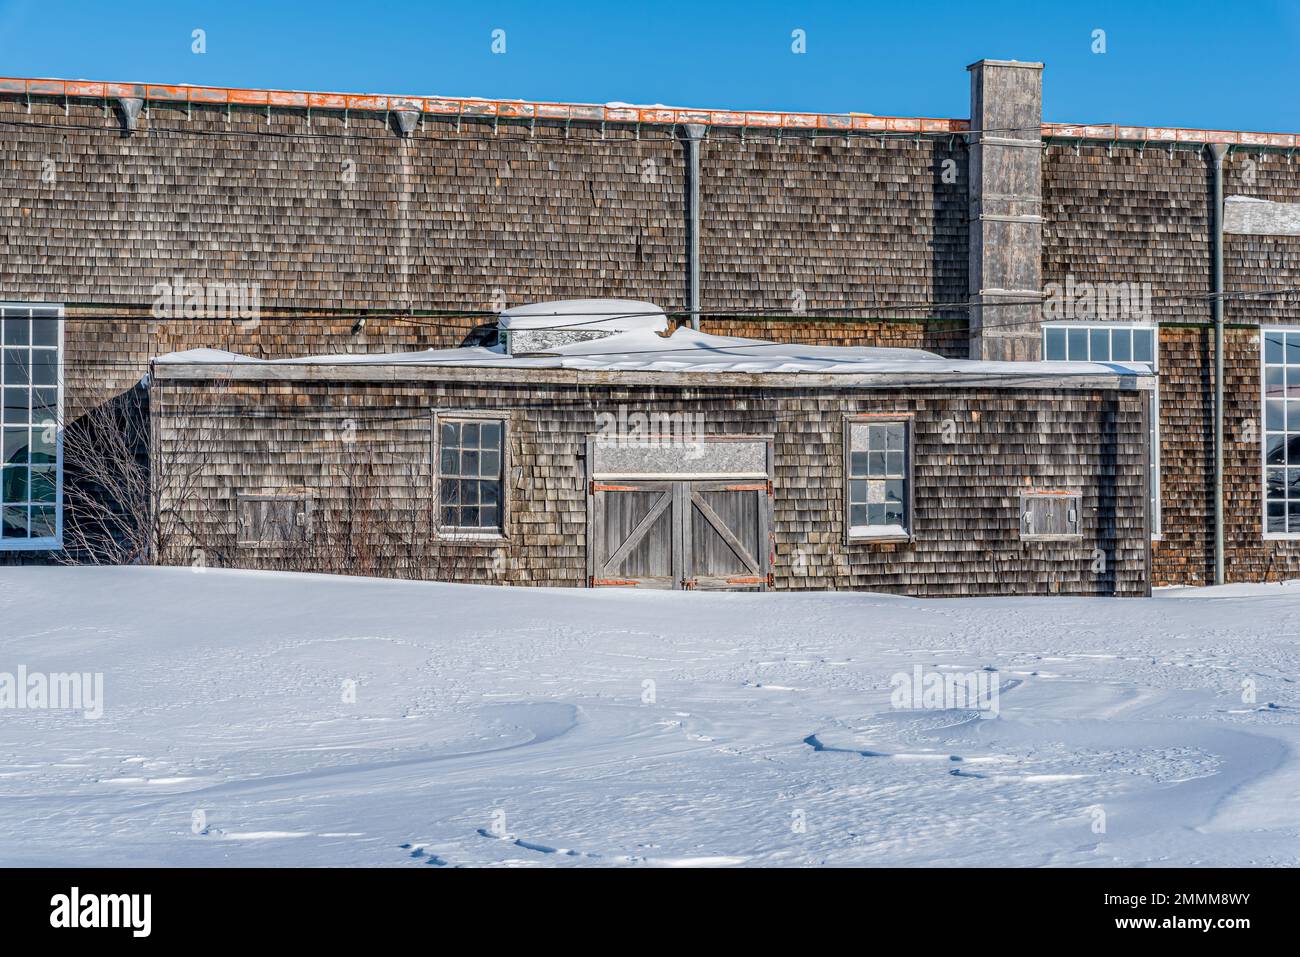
[151,376,1148,597]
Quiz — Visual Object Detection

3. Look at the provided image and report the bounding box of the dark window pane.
[479,421,501,448]
[867,451,886,475]
[460,506,479,527]
[1268,468,1287,497]
[30,319,57,347]
[886,452,904,476]
[1267,435,1286,464]
[31,388,56,421]
[1266,332,1285,364]
[3,427,28,465]
[1266,365,1287,397]
[462,449,480,475]
[481,481,500,507]
[1089,328,1109,360]
[1,465,27,503]
[461,422,480,448]
[1112,329,1132,361]
[2,505,28,537]
[885,479,905,503]
[849,479,867,505]
[849,451,869,477]
[1289,468,1300,498]
[3,349,30,385]
[29,467,54,503]
[1290,436,1300,466]
[440,505,458,528]
[440,478,459,505]
[3,317,29,346]
[884,501,904,525]
[480,449,500,478]
[460,480,479,506]
[1289,402,1300,431]
[1133,330,1154,364]
[1291,501,1300,534]
[1268,500,1287,532]
[1067,328,1088,360]
[31,351,57,386]
[1288,333,1300,365]
[867,503,886,526]
[478,505,498,529]
[1266,401,1286,431]
[850,504,867,526]
[440,421,460,449]
[886,424,904,450]
[440,447,458,476]
[30,426,54,464]
[1044,328,1066,360]
[3,388,27,424]
[29,505,55,538]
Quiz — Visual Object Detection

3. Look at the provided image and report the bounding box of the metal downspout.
[1208,143,1228,586]
[683,124,705,330]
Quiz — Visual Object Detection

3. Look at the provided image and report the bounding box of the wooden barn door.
[683,482,770,591]
[589,481,679,589]
[590,479,770,591]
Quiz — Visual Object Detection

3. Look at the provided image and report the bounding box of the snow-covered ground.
[1,566,1297,867]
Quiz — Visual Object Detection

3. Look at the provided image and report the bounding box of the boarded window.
[437,417,504,533]
[846,420,909,539]
[237,494,311,545]
[1019,491,1081,541]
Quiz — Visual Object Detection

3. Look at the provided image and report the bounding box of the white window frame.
[1261,326,1300,540]
[1043,322,1161,538]
[0,302,63,551]
[432,409,509,540]
[843,414,913,544]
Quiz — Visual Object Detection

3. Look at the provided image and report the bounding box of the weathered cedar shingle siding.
[151,376,1148,597]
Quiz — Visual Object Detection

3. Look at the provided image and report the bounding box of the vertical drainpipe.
[683,124,705,330]
[1208,143,1228,586]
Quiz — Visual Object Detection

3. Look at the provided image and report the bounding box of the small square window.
[437,416,506,534]
[847,419,910,540]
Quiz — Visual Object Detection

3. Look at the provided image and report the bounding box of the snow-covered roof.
[154,326,1155,381]
[497,299,668,333]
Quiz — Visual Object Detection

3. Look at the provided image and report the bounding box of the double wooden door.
[589,480,771,590]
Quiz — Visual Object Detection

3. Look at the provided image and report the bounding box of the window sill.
[848,526,913,545]
[0,537,62,551]
[436,531,508,543]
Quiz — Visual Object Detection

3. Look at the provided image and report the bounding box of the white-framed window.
[845,417,911,541]
[1,303,63,550]
[1044,323,1161,537]
[1263,328,1300,538]
[435,413,507,536]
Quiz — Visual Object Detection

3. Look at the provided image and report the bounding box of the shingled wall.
[150,372,1149,597]
[1042,142,1300,584]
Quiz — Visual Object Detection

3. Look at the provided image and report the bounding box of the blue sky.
[2,0,1298,131]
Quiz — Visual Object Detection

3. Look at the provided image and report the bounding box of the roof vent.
[497,299,667,356]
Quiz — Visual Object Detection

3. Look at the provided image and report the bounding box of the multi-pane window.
[847,420,909,538]
[438,418,504,533]
[1,304,61,548]
[1264,329,1300,536]
[1044,323,1161,536]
